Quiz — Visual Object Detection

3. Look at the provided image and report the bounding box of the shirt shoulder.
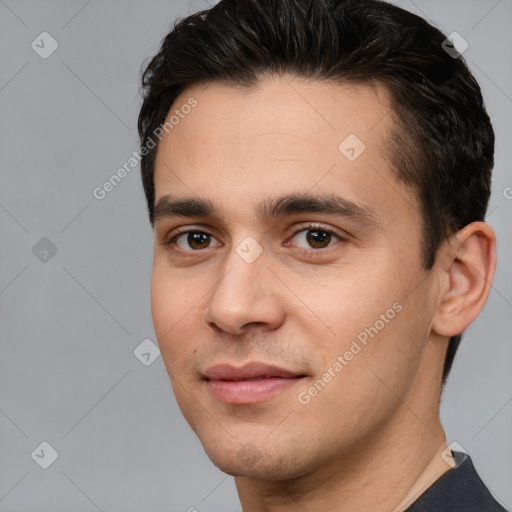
[405,451,509,512]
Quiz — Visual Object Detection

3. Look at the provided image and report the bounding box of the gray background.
[0,0,511,510]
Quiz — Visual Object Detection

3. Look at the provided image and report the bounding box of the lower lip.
[206,377,304,404]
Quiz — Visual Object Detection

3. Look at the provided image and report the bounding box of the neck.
[391,442,456,511]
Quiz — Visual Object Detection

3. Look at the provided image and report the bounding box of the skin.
[150,75,496,511]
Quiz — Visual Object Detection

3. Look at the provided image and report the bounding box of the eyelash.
[161,222,348,256]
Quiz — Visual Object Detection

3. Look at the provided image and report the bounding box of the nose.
[203,243,286,336]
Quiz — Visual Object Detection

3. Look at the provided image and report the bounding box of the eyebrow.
[153,193,381,228]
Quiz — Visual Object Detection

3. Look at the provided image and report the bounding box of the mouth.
[203,362,307,404]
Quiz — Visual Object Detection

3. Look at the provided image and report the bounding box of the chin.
[201,438,315,481]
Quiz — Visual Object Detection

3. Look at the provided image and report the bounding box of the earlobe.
[432,222,497,337]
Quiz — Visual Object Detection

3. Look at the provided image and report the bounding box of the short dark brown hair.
[138,0,495,384]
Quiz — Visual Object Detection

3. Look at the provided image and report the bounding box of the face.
[151,76,440,480]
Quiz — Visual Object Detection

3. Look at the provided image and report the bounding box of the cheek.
[151,269,205,428]
[150,268,173,340]
[292,300,425,445]
[324,279,432,404]
[301,265,398,340]
[300,258,425,378]
[150,265,195,361]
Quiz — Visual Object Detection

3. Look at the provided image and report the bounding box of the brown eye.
[173,231,221,251]
[306,230,333,248]
[291,228,341,249]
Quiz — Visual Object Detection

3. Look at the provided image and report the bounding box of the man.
[138,0,507,510]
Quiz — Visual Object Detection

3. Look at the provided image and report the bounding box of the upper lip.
[203,362,305,381]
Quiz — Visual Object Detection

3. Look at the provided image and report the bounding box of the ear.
[432,222,497,337]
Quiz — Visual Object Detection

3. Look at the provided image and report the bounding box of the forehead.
[152,76,417,227]
[156,76,394,166]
